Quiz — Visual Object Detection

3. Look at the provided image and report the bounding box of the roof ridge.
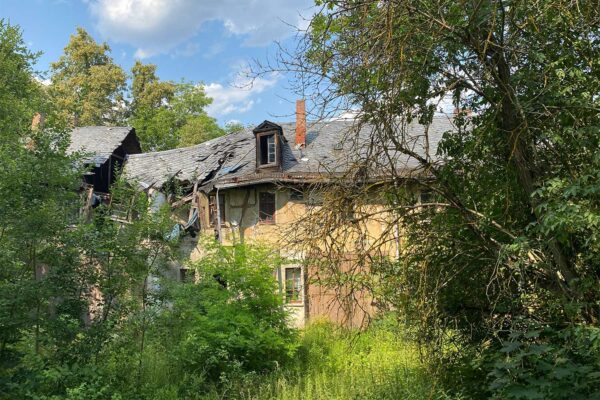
[126,130,253,159]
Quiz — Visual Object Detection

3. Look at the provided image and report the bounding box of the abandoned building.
[68,126,142,193]
[66,125,142,217]
[122,101,454,327]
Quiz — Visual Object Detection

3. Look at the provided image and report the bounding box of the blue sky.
[1,0,315,125]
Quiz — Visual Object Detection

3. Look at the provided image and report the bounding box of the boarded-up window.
[209,194,226,226]
[258,192,275,224]
[285,267,302,303]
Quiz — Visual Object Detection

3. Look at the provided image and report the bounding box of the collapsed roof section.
[68,126,141,167]
[122,116,455,193]
[123,129,254,190]
[68,126,142,193]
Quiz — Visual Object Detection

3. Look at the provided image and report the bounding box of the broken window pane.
[267,135,276,163]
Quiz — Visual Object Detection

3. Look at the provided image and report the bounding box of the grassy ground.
[204,320,459,400]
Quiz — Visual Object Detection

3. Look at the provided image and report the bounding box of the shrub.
[149,242,297,396]
[486,323,600,400]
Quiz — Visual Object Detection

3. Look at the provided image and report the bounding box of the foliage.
[129,62,224,151]
[130,60,175,111]
[0,25,174,396]
[0,20,82,395]
[146,242,296,397]
[47,32,227,150]
[0,20,43,134]
[199,318,459,400]
[268,0,600,397]
[48,27,127,127]
[482,323,600,400]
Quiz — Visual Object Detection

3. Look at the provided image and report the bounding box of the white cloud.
[87,0,313,57]
[204,72,279,117]
[34,76,51,86]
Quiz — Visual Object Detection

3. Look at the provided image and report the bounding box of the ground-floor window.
[284,267,302,304]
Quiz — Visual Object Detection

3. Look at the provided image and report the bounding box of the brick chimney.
[31,112,44,131]
[295,99,306,148]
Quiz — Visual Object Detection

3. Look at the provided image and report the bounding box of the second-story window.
[259,134,276,165]
[258,192,275,224]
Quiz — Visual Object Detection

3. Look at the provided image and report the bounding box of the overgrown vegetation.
[261,0,600,398]
[2,0,599,397]
[203,319,457,400]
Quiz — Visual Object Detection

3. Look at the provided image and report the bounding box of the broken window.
[209,194,226,226]
[258,134,277,165]
[258,192,276,224]
[285,267,302,303]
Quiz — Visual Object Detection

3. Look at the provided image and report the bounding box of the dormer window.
[253,121,285,170]
[259,134,276,165]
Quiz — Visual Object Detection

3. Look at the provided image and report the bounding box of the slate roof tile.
[123,116,456,189]
[68,126,134,166]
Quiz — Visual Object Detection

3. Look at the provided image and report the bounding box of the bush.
[486,324,600,400]
[207,317,460,400]
[146,242,297,397]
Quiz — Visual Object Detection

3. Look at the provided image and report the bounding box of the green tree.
[0,20,42,135]
[49,27,126,127]
[0,19,85,394]
[130,62,225,151]
[223,120,247,134]
[0,22,176,398]
[282,1,599,397]
[130,60,175,112]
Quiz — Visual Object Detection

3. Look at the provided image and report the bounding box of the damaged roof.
[123,130,254,188]
[68,126,136,166]
[123,115,456,190]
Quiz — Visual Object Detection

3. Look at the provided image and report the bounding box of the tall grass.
[202,319,460,400]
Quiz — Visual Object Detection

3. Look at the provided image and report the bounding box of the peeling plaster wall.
[190,184,398,328]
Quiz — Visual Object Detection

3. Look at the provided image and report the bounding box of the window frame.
[256,132,279,167]
[418,189,434,205]
[284,266,303,304]
[258,191,276,224]
[209,194,226,226]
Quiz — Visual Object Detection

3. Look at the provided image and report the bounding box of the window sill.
[257,163,278,169]
[284,302,304,307]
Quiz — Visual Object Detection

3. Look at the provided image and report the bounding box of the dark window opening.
[213,273,227,288]
[419,190,433,204]
[259,134,276,165]
[290,189,304,201]
[179,268,196,283]
[259,192,276,224]
[209,194,226,226]
[285,267,302,303]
